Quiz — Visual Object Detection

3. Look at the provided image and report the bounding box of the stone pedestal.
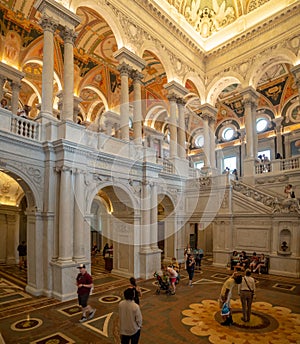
[50,261,86,301]
[139,249,161,279]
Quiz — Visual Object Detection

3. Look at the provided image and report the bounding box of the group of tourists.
[232,251,267,274]
[73,242,262,343]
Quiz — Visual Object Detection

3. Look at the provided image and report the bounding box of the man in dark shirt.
[76,264,96,323]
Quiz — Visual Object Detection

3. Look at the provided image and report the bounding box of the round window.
[195,134,204,148]
[222,127,234,141]
[256,118,268,132]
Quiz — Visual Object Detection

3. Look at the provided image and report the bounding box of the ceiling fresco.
[166,0,239,38]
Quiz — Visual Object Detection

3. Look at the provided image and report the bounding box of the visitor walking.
[76,263,96,323]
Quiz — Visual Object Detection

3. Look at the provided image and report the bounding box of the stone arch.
[87,179,139,217]
[207,73,244,106]
[248,48,298,88]
[183,72,205,104]
[145,102,168,129]
[72,1,125,49]
[140,42,173,82]
[2,164,41,211]
[81,85,109,120]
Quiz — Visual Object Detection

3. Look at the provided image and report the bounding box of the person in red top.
[76,263,96,323]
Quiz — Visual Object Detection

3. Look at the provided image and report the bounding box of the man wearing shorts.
[76,264,96,323]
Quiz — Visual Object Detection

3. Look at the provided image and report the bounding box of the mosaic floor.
[0,262,299,344]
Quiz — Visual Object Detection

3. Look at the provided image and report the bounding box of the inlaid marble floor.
[0,262,299,344]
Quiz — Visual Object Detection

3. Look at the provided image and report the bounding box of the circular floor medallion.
[182,300,300,343]
[214,309,278,332]
[99,295,121,303]
[11,318,42,331]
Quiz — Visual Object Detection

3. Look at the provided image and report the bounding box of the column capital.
[198,103,217,122]
[35,0,81,29]
[39,14,58,32]
[113,47,146,71]
[240,86,260,104]
[131,70,144,82]
[11,81,21,92]
[164,80,188,98]
[176,97,186,106]
[167,93,177,103]
[117,62,132,76]
[60,26,77,44]
[272,116,283,128]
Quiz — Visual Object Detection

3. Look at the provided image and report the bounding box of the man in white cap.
[76,263,96,322]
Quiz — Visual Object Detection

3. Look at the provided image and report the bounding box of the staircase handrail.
[231,180,300,214]
[231,180,278,208]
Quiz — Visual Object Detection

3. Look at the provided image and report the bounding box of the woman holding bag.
[219,272,242,326]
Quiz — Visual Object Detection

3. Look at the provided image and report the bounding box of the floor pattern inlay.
[182,299,300,343]
[11,317,42,331]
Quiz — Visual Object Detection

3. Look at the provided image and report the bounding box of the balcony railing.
[255,156,300,174]
[11,115,40,140]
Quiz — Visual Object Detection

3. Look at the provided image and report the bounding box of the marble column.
[177,98,186,159]
[60,27,77,121]
[131,70,144,145]
[113,47,146,142]
[241,87,259,159]
[73,169,85,260]
[39,15,58,116]
[209,117,216,169]
[150,182,159,250]
[57,167,73,262]
[6,214,19,265]
[118,63,131,141]
[273,117,283,157]
[238,128,246,176]
[201,114,211,167]
[240,87,259,183]
[198,104,217,172]
[10,82,21,115]
[167,94,178,158]
[141,181,152,252]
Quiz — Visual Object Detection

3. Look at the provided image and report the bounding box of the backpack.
[291,191,295,198]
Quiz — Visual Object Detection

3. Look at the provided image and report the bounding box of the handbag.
[221,302,230,316]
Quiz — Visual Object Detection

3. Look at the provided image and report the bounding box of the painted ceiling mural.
[0,0,298,147]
